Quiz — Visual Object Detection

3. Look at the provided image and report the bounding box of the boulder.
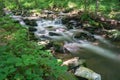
[74,66,101,80]
[62,57,86,71]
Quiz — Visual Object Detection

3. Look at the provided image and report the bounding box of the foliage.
[0,16,22,31]
[0,16,73,80]
[1,0,119,19]
[3,0,118,10]
[81,13,91,21]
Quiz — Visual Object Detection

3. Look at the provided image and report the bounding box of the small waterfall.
[36,19,66,30]
[54,18,62,24]
[35,18,68,41]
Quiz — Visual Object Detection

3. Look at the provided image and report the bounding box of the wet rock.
[63,43,82,56]
[83,26,99,34]
[62,57,87,74]
[61,57,101,80]
[73,32,95,42]
[74,66,101,80]
[69,20,77,25]
[44,26,57,31]
[49,31,62,36]
[29,27,37,32]
[62,17,83,29]
[37,40,50,46]
[62,57,86,67]
[23,19,37,26]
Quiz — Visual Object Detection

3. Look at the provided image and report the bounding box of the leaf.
[15,58,23,66]
[0,73,7,80]
[14,73,24,80]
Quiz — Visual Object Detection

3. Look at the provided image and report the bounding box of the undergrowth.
[0,16,76,80]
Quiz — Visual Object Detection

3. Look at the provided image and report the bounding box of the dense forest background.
[0,0,120,17]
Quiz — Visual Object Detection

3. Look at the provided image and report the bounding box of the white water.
[34,18,120,61]
[36,19,66,30]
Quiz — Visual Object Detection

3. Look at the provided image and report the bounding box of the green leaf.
[0,73,7,80]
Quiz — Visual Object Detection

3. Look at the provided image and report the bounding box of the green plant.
[0,29,68,80]
[81,13,91,21]
[0,16,75,80]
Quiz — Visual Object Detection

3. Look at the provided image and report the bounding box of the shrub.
[0,16,69,80]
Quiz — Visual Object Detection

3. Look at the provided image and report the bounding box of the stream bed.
[33,18,120,80]
[9,11,120,80]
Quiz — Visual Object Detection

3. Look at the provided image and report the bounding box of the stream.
[10,11,120,80]
[34,18,120,80]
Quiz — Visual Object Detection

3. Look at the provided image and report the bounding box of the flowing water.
[11,14,120,80]
[33,18,120,80]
